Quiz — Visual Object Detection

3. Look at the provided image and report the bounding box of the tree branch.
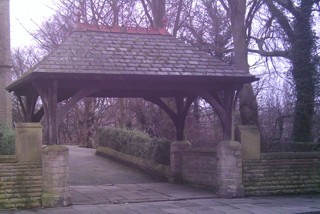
[264,0,295,42]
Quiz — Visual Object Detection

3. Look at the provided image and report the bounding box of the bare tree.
[250,0,319,142]
[217,0,261,127]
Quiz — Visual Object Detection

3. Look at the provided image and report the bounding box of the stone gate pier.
[42,145,71,207]
[0,123,71,209]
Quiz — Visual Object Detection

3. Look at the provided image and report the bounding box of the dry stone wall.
[181,148,217,190]
[0,158,42,209]
[243,152,320,196]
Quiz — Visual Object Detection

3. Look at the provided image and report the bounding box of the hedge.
[96,127,171,165]
[0,122,15,155]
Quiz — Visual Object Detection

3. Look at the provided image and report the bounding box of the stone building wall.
[243,152,320,196]
[0,158,42,209]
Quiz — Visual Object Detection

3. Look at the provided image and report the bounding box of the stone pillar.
[235,125,260,159]
[217,141,244,198]
[42,145,72,207]
[169,141,191,183]
[0,0,12,127]
[15,123,42,163]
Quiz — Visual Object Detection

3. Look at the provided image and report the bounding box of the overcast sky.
[10,0,55,48]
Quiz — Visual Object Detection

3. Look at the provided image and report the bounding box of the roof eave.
[6,71,258,93]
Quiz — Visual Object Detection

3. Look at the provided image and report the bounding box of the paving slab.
[70,182,217,205]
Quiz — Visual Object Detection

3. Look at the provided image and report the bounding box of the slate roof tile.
[27,28,255,80]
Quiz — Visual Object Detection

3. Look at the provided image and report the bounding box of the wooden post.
[35,81,58,145]
[47,81,58,145]
[223,88,236,140]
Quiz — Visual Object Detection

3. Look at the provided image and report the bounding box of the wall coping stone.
[260,152,320,159]
[0,155,17,163]
[43,145,69,153]
[185,148,216,155]
[15,123,42,128]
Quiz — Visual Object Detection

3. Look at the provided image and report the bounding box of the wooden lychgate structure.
[7,24,257,145]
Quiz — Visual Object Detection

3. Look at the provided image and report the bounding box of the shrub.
[96,127,171,165]
[0,122,15,155]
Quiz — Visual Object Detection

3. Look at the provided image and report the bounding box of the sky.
[10,0,55,48]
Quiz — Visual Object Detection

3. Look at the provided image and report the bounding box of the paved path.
[2,146,320,213]
[68,146,160,185]
[68,146,216,205]
[3,194,320,213]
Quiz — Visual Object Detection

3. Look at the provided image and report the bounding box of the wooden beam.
[197,87,238,140]
[57,88,99,125]
[35,81,58,145]
[145,96,196,141]
[47,81,58,145]
[15,93,39,122]
[25,94,38,122]
[15,94,27,122]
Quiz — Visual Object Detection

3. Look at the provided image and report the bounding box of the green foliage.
[0,122,15,155]
[96,127,171,165]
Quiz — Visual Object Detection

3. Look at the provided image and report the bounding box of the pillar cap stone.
[16,122,42,128]
[43,145,69,153]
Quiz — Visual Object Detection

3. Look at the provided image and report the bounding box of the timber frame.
[7,24,257,145]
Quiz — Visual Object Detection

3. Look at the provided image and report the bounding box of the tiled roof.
[31,25,253,79]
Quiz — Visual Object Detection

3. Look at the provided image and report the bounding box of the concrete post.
[169,141,191,183]
[235,125,260,159]
[217,141,244,198]
[15,123,42,163]
[42,145,72,207]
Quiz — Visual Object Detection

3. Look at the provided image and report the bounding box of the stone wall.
[0,158,42,209]
[170,141,243,198]
[97,147,169,180]
[181,148,217,190]
[0,123,43,209]
[243,152,320,196]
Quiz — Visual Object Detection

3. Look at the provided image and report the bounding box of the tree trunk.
[264,0,317,142]
[291,0,315,142]
[228,0,259,126]
[151,0,166,28]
